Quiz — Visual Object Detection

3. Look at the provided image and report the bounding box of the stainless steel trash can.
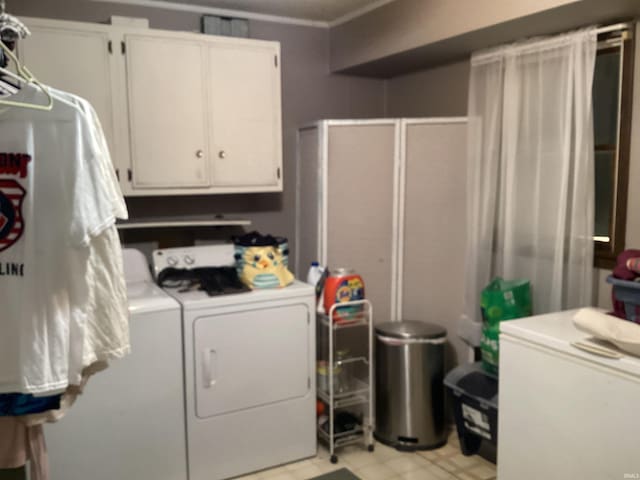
[375,321,447,451]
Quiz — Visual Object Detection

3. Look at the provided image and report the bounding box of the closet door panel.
[296,126,321,276]
[326,124,396,323]
[20,26,116,158]
[125,34,210,188]
[208,42,281,189]
[402,121,468,367]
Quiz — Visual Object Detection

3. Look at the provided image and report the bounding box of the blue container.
[606,276,640,323]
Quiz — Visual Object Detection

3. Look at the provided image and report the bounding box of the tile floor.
[236,431,496,480]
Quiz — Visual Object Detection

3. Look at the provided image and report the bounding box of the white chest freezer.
[498,310,640,479]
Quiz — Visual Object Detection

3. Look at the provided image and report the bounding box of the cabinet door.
[207,42,282,190]
[20,25,117,165]
[125,34,210,189]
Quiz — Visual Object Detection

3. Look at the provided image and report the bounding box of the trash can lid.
[375,321,446,339]
[444,362,498,407]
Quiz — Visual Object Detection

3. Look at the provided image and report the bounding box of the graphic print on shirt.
[0,153,31,179]
[0,180,26,253]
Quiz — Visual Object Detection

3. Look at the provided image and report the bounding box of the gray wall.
[329,0,640,76]
[10,2,640,326]
[386,60,470,117]
[11,0,387,268]
[387,24,640,310]
[329,0,580,73]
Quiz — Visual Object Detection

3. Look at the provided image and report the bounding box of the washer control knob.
[184,255,195,266]
[167,256,178,267]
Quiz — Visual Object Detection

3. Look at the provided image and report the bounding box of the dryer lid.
[123,248,153,284]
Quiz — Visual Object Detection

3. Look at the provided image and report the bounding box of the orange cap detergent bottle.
[323,268,365,323]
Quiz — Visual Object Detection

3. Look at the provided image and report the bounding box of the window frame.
[593,32,634,269]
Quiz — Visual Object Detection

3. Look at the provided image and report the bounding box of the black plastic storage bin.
[444,362,498,456]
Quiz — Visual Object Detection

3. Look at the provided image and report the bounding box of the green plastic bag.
[480,277,532,375]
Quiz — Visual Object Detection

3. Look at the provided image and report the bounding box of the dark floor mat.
[308,468,361,480]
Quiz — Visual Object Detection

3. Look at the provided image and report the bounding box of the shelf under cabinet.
[116,215,251,230]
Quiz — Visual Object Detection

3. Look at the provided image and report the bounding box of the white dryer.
[154,245,317,480]
[45,249,188,480]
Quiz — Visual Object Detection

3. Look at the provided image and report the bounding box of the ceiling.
[148,0,389,23]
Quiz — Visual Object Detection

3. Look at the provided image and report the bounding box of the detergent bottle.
[306,261,324,287]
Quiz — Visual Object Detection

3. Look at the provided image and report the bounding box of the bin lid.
[606,275,640,289]
[444,361,498,408]
[375,321,446,339]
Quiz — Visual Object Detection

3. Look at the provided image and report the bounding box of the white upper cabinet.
[207,42,282,190]
[19,17,283,196]
[125,33,210,189]
[19,21,119,169]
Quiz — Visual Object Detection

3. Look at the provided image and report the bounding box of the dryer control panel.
[152,244,235,278]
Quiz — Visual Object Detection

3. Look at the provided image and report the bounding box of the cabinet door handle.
[218,150,226,159]
[196,149,204,158]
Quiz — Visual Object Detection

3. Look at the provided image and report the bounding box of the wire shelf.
[316,299,374,462]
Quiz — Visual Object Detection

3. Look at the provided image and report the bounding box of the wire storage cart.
[317,300,374,463]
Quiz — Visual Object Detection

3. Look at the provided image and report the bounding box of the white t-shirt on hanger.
[0,84,116,394]
[49,90,130,385]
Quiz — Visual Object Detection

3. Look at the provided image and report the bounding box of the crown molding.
[89,0,330,27]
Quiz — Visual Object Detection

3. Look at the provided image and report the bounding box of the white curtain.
[460,28,597,345]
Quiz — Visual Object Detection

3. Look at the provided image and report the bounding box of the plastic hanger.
[0,2,53,111]
[0,42,54,111]
[0,59,53,110]
[0,77,18,95]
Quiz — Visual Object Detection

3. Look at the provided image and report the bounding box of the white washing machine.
[45,249,188,480]
[154,245,317,480]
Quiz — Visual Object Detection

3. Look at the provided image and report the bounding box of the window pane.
[594,151,615,239]
[593,49,621,146]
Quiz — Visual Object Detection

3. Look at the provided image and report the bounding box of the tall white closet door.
[326,123,397,324]
[20,26,116,158]
[296,126,322,276]
[400,120,468,367]
[125,34,210,188]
